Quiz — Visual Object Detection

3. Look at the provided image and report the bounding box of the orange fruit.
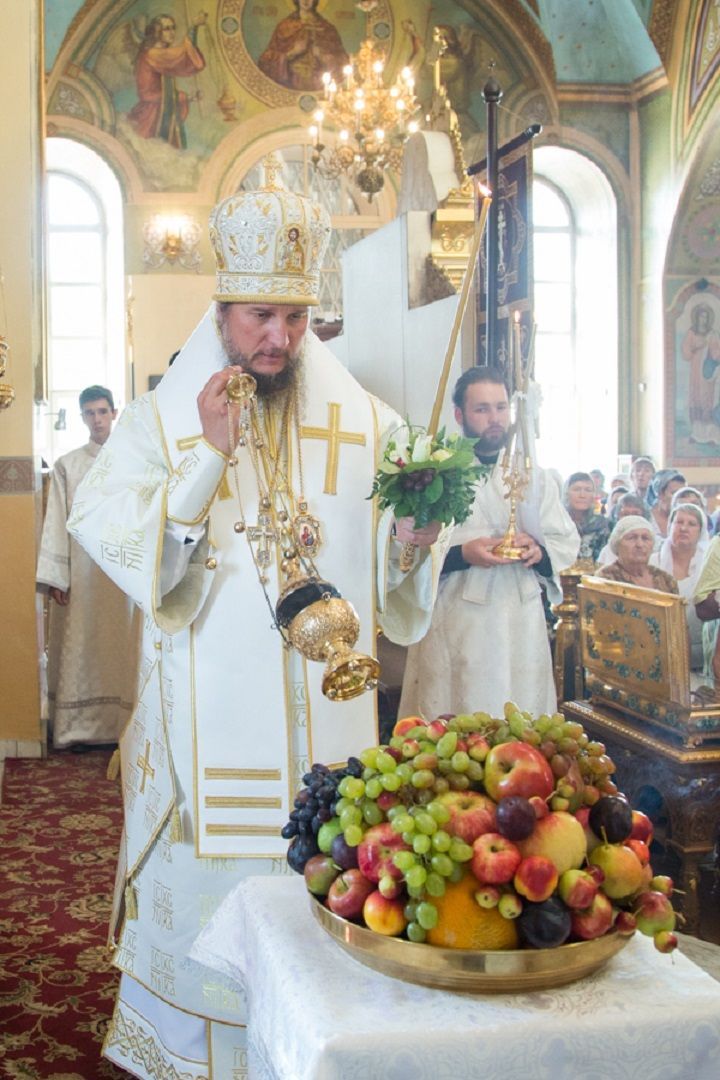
[427,873,519,950]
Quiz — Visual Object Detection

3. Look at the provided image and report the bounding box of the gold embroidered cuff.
[167,440,228,526]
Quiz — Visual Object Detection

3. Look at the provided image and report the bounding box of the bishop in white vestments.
[37,387,141,748]
[400,367,579,722]
[69,174,442,1078]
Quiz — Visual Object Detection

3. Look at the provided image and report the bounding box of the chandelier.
[309,39,420,201]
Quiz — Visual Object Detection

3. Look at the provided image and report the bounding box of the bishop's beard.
[219,322,302,399]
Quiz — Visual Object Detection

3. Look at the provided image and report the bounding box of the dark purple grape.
[287,833,319,874]
[295,790,311,807]
[316,807,331,823]
[331,833,359,869]
[496,796,536,841]
[298,807,314,823]
[281,821,299,839]
[518,898,572,948]
[589,795,632,844]
[289,809,300,821]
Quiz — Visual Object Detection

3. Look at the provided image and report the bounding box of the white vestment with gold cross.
[69,307,441,1079]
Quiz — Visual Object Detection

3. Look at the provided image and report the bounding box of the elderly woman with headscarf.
[596,492,652,565]
[648,468,686,538]
[563,471,610,563]
[650,502,709,668]
[597,515,678,593]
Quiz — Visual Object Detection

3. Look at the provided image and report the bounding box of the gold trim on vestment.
[205,824,283,837]
[204,796,282,809]
[204,767,281,781]
[109,971,247,1030]
[152,393,174,474]
[192,622,201,860]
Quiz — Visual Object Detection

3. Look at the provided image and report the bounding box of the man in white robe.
[68,173,442,1078]
[400,366,579,721]
[37,386,140,748]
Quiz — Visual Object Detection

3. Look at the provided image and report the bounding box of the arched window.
[43,139,125,463]
[532,147,618,479]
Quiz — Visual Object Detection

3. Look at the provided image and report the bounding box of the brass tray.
[311,896,630,993]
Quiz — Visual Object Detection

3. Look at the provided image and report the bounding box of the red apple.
[630,810,654,845]
[571,890,613,940]
[614,910,637,935]
[626,838,650,866]
[634,890,676,936]
[471,832,522,884]
[517,811,587,875]
[483,742,555,802]
[326,868,375,919]
[558,868,598,910]
[474,885,501,908]
[529,796,550,820]
[654,930,678,953]
[467,733,490,762]
[357,823,410,883]
[498,892,523,919]
[363,891,407,936]
[649,875,674,897]
[437,791,497,844]
[392,716,427,737]
[514,856,558,902]
[588,843,645,900]
[304,854,341,897]
[425,719,449,742]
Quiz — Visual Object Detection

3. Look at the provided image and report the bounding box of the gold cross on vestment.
[300,402,366,495]
[247,513,278,567]
[137,740,155,794]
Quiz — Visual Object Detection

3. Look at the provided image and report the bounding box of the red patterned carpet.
[0,751,126,1079]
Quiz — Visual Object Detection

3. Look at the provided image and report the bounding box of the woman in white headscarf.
[597,515,678,594]
[650,502,709,668]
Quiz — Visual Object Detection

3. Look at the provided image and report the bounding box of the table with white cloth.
[192,875,720,1080]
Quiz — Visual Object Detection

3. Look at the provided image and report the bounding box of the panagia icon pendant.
[292,500,322,558]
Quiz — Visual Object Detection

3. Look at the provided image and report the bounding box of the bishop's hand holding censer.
[224,368,380,702]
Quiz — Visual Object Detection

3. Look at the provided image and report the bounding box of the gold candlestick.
[492,456,529,560]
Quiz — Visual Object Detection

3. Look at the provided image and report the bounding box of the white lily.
[411,433,433,462]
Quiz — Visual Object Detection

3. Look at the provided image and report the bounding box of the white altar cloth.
[192,875,720,1080]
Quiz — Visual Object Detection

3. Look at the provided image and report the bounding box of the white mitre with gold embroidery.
[209,154,331,305]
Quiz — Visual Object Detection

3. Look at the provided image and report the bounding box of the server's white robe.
[400,463,580,722]
[37,441,141,747]
[68,311,441,1078]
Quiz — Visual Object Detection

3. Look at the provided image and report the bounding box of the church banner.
[475,142,533,375]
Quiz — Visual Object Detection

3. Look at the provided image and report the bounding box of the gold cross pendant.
[247,513,278,568]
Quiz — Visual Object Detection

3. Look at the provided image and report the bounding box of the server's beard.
[219,323,302,399]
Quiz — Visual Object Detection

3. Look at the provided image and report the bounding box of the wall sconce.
[0,336,14,411]
[142,214,201,271]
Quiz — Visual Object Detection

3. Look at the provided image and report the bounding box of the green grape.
[402,831,415,844]
[416,901,438,930]
[386,803,404,821]
[433,777,450,795]
[389,735,404,750]
[447,773,470,791]
[404,901,418,921]
[395,763,413,784]
[334,797,351,814]
[393,850,416,872]
[359,748,379,768]
[548,724,564,743]
[425,871,446,897]
[466,760,484,782]
[381,771,402,792]
[406,921,427,943]
[342,777,365,799]
[563,721,584,740]
[414,812,438,836]
[508,713,526,738]
[448,862,464,883]
[393,812,415,834]
[339,805,362,830]
[362,800,382,826]
[430,853,453,877]
[437,759,454,775]
[406,883,426,899]
[450,750,470,773]
[534,714,553,735]
[427,801,451,824]
[455,714,478,732]
[436,731,458,758]
[411,769,435,789]
[362,767,376,781]
[376,751,397,774]
[405,864,428,889]
[343,823,363,846]
[365,777,383,799]
[577,733,589,749]
[494,723,510,742]
[431,829,451,852]
[412,833,431,855]
[448,839,473,863]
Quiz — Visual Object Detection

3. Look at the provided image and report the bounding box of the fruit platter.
[283,706,680,992]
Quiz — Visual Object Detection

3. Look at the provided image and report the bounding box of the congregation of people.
[560,457,718,676]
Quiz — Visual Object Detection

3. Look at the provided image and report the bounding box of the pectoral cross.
[247,513,278,567]
[176,435,232,499]
[137,740,155,794]
[301,402,366,495]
